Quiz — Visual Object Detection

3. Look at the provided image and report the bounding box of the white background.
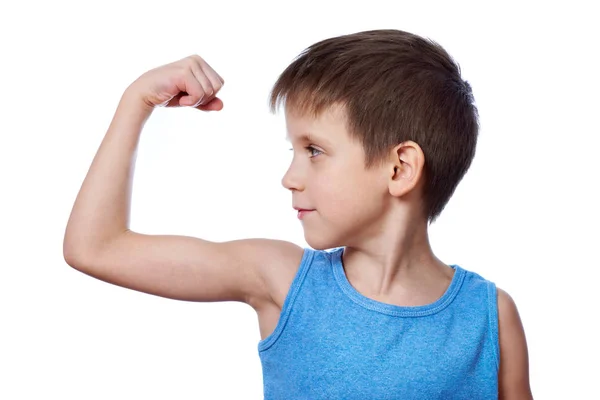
[1,1,599,398]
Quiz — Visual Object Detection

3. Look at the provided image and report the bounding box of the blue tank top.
[258,247,499,399]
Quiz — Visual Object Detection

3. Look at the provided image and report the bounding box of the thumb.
[196,97,223,112]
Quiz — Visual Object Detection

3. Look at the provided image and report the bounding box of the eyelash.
[307,146,323,158]
[288,146,323,158]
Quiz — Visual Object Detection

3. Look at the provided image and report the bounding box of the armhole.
[257,248,315,352]
[487,281,500,372]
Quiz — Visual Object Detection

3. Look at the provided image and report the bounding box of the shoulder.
[250,240,306,310]
[496,287,534,399]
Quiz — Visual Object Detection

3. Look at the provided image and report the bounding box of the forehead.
[284,104,350,145]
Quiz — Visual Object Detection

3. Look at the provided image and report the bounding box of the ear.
[388,141,425,198]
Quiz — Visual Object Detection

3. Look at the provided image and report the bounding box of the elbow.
[62,228,128,269]
[62,230,99,269]
[63,239,87,269]
[62,230,129,270]
[63,225,83,267]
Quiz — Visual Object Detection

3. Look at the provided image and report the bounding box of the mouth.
[294,208,315,220]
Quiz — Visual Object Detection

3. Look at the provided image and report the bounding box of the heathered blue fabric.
[258,247,499,399]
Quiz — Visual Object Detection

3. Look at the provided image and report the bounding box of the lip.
[294,207,315,220]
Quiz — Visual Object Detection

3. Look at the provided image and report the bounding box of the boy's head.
[271,29,478,248]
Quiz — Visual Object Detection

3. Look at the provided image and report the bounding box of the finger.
[201,66,224,96]
[165,93,184,107]
[195,97,223,112]
[196,57,225,90]
[179,72,207,107]
[192,55,224,85]
[190,62,214,106]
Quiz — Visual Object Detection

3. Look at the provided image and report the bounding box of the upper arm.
[64,229,303,308]
[497,287,533,399]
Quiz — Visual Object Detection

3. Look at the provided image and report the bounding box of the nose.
[281,163,304,192]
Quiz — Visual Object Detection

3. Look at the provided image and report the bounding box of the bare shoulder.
[250,239,305,309]
[215,237,305,312]
[496,287,534,399]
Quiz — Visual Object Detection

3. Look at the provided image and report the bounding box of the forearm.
[63,89,153,261]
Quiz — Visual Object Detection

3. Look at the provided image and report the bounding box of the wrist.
[118,86,155,122]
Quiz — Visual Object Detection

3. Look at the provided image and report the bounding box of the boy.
[63,29,532,399]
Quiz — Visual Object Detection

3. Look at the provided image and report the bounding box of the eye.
[288,146,323,158]
[306,145,323,158]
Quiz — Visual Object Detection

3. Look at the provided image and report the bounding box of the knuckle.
[185,57,197,68]
[190,54,204,64]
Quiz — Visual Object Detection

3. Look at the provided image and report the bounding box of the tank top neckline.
[330,247,467,317]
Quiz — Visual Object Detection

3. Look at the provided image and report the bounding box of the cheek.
[311,175,349,215]
[316,170,380,212]
[348,172,387,211]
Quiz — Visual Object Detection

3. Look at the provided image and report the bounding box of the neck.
[342,210,452,299]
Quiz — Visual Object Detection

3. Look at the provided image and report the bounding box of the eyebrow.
[285,132,330,146]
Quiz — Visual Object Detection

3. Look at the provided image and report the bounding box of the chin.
[304,232,344,251]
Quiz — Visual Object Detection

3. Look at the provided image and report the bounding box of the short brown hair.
[269,29,479,224]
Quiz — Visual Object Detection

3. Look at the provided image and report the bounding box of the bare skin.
[63,54,532,399]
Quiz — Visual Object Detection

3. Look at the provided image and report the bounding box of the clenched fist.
[126,55,225,112]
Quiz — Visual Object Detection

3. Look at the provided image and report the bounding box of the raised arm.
[62,55,302,308]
